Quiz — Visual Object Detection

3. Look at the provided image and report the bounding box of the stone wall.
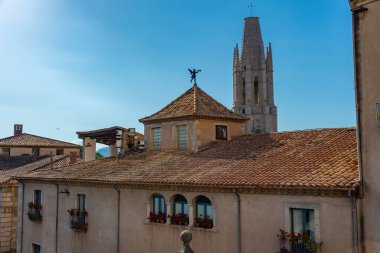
[0,185,17,253]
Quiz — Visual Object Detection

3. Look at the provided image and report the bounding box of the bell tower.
[232,17,277,133]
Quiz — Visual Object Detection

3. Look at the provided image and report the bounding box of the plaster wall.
[19,183,353,253]
[0,185,17,253]
[351,1,380,252]
[144,119,245,152]
[0,147,79,157]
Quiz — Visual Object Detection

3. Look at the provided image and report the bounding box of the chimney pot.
[14,124,23,136]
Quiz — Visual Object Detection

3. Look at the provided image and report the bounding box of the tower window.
[216,125,228,140]
[242,108,245,114]
[242,78,246,104]
[177,125,187,149]
[254,76,259,104]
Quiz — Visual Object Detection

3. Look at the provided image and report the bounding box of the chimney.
[69,152,77,164]
[14,124,23,136]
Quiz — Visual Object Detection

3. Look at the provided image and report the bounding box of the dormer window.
[152,128,162,150]
[32,148,40,157]
[177,125,187,149]
[215,125,228,140]
[2,148,10,156]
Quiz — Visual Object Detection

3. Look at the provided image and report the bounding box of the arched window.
[194,196,213,229]
[254,76,259,104]
[170,195,189,226]
[149,194,166,223]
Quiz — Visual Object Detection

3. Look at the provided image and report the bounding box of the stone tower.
[232,17,277,134]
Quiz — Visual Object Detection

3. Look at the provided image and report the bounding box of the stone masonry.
[0,185,17,253]
[232,17,278,133]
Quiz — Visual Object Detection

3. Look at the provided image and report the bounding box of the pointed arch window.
[254,76,259,104]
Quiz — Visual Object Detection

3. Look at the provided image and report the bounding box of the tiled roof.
[16,128,359,193]
[0,155,83,184]
[139,85,248,123]
[0,133,80,148]
[0,156,47,171]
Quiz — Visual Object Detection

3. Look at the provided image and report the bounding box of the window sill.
[144,221,218,232]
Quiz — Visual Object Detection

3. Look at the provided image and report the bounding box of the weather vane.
[188,68,201,85]
[248,2,253,17]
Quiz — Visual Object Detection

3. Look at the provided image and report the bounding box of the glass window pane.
[160,197,165,213]
[78,194,86,211]
[175,203,182,214]
[206,205,213,220]
[183,204,189,215]
[291,209,303,234]
[34,190,41,206]
[154,197,159,214]
[197,204,205,218]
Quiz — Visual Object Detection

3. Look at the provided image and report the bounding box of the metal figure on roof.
[188,68,201,84]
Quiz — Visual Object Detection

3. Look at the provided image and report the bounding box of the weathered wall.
[0,185,17,253]
[0,147,79,156]
[19,183,353,253]
[350,0,380,252]
[144,119,245,152]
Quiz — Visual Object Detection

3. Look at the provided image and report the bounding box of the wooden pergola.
[76,126,129,146]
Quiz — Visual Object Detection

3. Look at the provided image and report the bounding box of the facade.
[0,125,81,253]
[0,125,80,157]
[232,17,277,134]
[16,82,359,253]
[349,0,380,252]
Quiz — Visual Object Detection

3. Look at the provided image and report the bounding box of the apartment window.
[177,125,187,149]
[152,194,166,215]
[34,190,42,207]
[78,194,86,228]
[215,125,227,140]
[291,208,315,251]
[195,196,213,229]
[152,128,162,150]
[28,190,42,221]
[56,149,64,155]
[173,195,189,216]
[32,148,40,157]
[32,243,41,253]
[2,148,10,156]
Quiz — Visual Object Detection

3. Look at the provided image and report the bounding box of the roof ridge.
[0,133,80,147]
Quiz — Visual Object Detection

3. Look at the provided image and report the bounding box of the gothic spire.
[241,17,265,70]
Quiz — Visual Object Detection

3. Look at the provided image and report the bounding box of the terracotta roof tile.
[0,133,80,148]
[139,85,248,123]
[17,128,358,192]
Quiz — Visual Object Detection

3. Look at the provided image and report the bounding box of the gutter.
[348,190,359,253]
[55,184,59,253]
[114,186,120,253]
[234,189,241,253]
[20,182,25,253]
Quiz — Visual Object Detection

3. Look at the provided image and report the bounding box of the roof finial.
[188,68,201,86]
[248,1,253,17]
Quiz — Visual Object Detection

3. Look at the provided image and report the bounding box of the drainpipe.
[351,2,368,200]
[20,182,25,253]
[55,184,59,253]
[113,186,120,253]
[349,190,359,253]
[234,189,241,253]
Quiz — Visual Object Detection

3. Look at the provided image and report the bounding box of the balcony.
[27,202,42,222]
[68,209,88,232]
[277,229,322,253]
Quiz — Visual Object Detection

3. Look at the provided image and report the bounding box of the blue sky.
[0,0,355,145]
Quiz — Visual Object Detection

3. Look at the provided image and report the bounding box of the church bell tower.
[232,17,277,133]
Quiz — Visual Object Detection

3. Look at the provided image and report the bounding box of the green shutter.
[153,128,162,150]
[177,125,187,149]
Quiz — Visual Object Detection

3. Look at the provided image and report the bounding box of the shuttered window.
[152,128,162,150]
[177,125,187,149]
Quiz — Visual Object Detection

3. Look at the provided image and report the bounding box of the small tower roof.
[139,85,249,124]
